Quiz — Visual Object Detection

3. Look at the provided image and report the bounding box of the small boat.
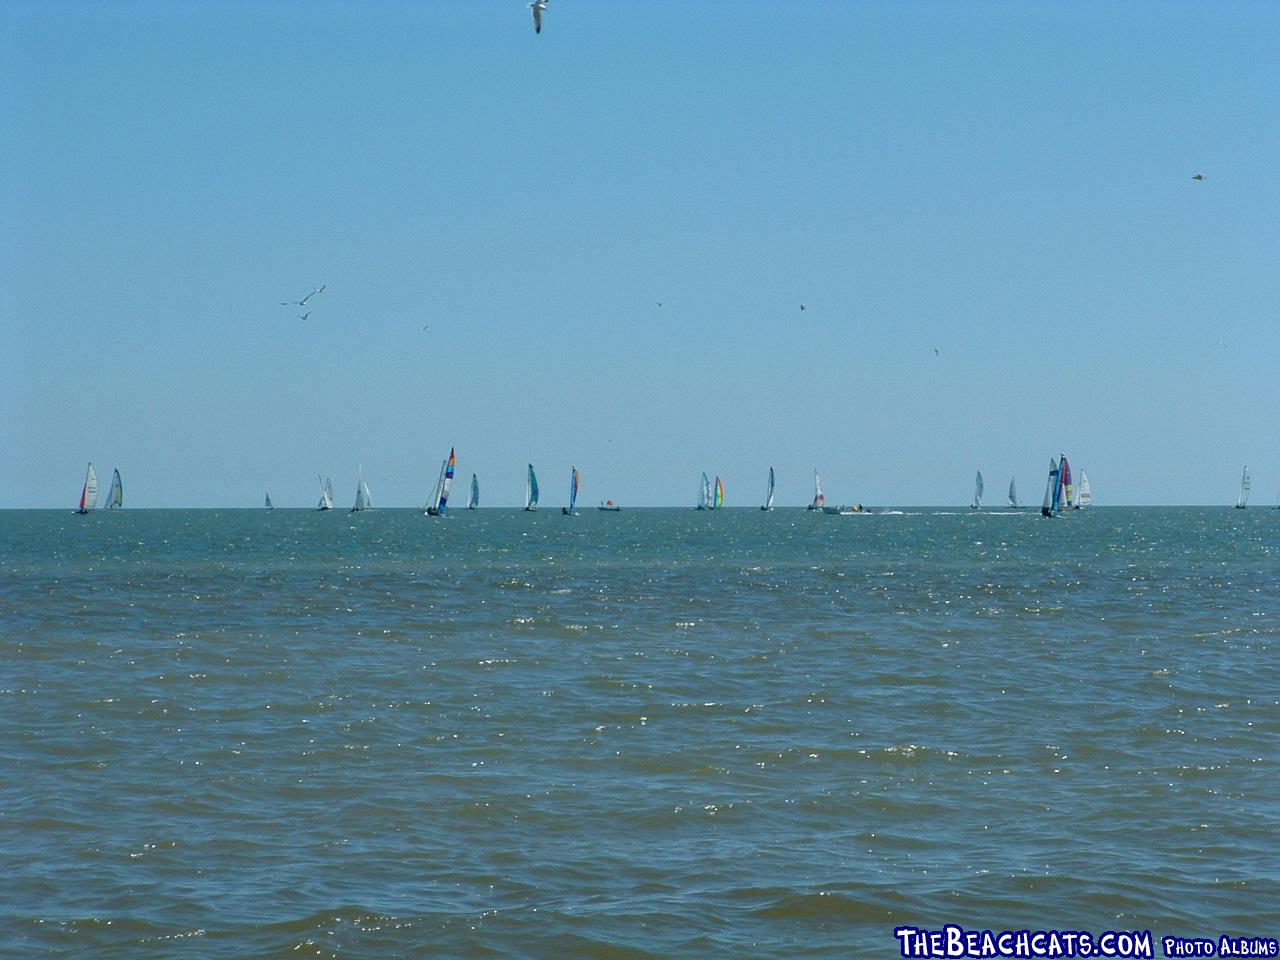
[467,473,479,510]
[107,468,123,510]
[598,499,621,512]
[1040,457,1060,517]
[265,490,273,510]
[808,470,825,511]
[712,476,725,509]
[1007,477,1018,509]
[350,464,373,512]
[822,504,865,515]
[562,465,580,515]
[696,472,712,510]
[426,448,457,516]
[1059,456,1073,513]
[971,470,984,510]
[1235,466,1250,509]
[75,462,98,514]
[317,476,335,511]
[1073,471,1092,509]
[761,466,775,511]
[524,463,539,511]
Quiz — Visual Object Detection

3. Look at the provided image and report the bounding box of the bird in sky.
[282,284,326,307]
[1192,173,1207,181]
[1215,340,1228,348]
[530,0,547,33]
[298,311,311,321]
[799,304,807,311]
[656,302,663,308]
[421,323,430,331]
[933,348,940,358]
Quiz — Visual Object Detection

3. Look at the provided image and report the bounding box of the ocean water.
[2,507,1277,958]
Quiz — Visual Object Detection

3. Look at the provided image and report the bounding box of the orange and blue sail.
[438,448,457,513]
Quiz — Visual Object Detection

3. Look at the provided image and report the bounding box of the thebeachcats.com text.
[893,927,1280,959]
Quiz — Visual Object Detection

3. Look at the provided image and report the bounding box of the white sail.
[77,462,98,513]
[1236,466,1250,508]
[351,465,372,512]
[697,472,711,510]
[318,476,334,510]
[468,473,479,509]
[107,468,123,510]
[808,470,825,510]
[1007,477,1018,509]
[763,466,775,510]
[425,459,447,513]
[1076,472,1092,508]
[972,470,984,509]
[265,490,273,509]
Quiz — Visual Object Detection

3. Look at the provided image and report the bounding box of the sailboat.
[761,466,775,511]
[426,448,457,516]
[598,499,621,511]
[317,476,334,511]
[524,463,539,511]
[1058,455,1073,513]
[808,470,825,511]
[1007,477,1018,509]
[467,473,479,510]
[1235,466,1250,509]
[107,468,123,510]
[712,476,725,509]
[696,472,712,510]
[1040,457,1059,518]
[562,466,580,515]
[350,465,373,512]
[75,462,98,514]
[971,471,984,510]
[265,490,273,510]
[1074,472,1092,509]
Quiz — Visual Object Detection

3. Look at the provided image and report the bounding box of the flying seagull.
[530,0,547,33]
[281,284,326,307]
[1192,173,1206,181]
[933,348,940,358]
[298,311,311,321]
[800,304,807,311]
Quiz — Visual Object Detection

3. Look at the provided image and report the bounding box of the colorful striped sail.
[809,470,825,510]
[438,448,456,513]
[713,476,724,509]
[1058,456,1073,511]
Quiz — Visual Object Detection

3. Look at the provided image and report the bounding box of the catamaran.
[107,468,123,510]
[317,476,334,511]
[75,462,98,514]
[1040,458,1059,518]
[808,470,825,511]
[1074,472,1092,509]
[1059,456,1073,513]
[467,473,479,510]
[598,499,621,511]
[1235,466,1250,509]
[426,448,457,516]
[350,465,373,512]
[265,490,273,510]
[1007,477,1018,509]
[971,471,984,510]
[524,463,539,511]
[761,467,775,511]
[712,476,725,509]
[696,472,712,510]
[563,466,580,515]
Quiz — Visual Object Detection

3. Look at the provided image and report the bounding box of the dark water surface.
[2,507,1277,957]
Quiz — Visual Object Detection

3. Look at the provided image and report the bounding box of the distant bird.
[656,302,663,308]
[421,323,430,331]
[298,311,311,321]
[529,0,547,33]
[933,348,940,358]
[281,284,326,307]
[1215,340,1228,348]
[1192,173,1206,181]
[800,304,807,311]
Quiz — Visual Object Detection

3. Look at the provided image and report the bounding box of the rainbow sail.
[1058,455,1073,513]
[713,476,724,509]
[439,449,456,512]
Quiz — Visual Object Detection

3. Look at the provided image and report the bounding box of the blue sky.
[3,0,1278,507]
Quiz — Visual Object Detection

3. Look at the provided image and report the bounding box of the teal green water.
[2,508,1277,957]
